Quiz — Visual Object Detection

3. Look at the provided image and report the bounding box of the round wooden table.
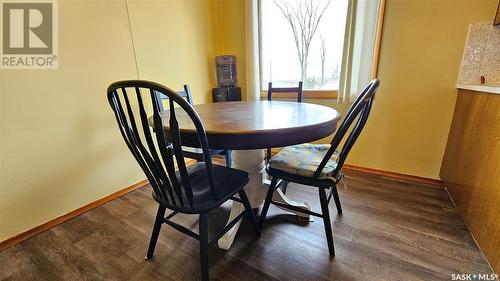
[160,101,341,249]
[160,100,341,150]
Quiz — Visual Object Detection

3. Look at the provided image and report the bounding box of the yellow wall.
[346,0,498,179]
[127,0,218,104]
[0,0,218,241]
[219,0,497,179]
[213,0,247,100]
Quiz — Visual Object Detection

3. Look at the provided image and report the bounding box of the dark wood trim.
[0,179,149,252]
[343,164,443,187]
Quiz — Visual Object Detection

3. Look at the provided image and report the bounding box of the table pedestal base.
[271,187,311,219]
[217,149,311,250]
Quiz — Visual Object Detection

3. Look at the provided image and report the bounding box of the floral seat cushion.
[268,143,337,179]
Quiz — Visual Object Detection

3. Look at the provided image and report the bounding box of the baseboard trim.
[343,164,443,187]
[0,179,149,252]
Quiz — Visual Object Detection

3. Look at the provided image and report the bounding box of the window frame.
[257,0,385,100]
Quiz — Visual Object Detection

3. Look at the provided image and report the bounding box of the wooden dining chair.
[156,84,232,167]
[266,81,303,163]
[259,79,380,256]
[266,81,303,194]
[107,80,260,281]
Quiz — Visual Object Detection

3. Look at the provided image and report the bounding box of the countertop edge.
[456,84,500,95]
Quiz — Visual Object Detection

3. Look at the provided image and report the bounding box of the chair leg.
[225,150,232,167]
[332,186,343,214]
[259,177,279,228]
[238,190,261,237]
[319,188,335,256]
[145,206,166,260]
[199,213,209,281]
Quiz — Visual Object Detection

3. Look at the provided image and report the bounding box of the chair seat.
[153,163,249,213]
[269,143,337,180]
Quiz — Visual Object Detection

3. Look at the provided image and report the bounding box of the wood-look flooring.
[0,165,494,280]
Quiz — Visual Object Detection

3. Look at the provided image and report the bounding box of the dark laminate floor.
[0,165,494,281]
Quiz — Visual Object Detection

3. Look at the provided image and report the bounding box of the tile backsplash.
[458,22,500,86]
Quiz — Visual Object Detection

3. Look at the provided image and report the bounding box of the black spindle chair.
[266,82,303,194]
[266,81,303,163]
[259,79,380,256]
[156,84,232,167]
[107,80,260,281]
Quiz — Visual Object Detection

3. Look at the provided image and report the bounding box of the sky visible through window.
[261,0,348,90]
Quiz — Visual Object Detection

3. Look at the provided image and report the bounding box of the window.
[259,0,349,92]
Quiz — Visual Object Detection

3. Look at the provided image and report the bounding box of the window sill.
[260,90,338,99]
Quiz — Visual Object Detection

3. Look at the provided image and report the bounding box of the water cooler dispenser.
[212,55,241,102]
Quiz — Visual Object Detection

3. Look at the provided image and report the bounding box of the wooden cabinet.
[440,88,500,272]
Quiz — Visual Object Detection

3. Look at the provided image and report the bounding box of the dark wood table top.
[159,101,341,150]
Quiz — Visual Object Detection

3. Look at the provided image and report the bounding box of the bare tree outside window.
[320,35,327,86]
[260,0,348,90]
[273,0,331,83]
